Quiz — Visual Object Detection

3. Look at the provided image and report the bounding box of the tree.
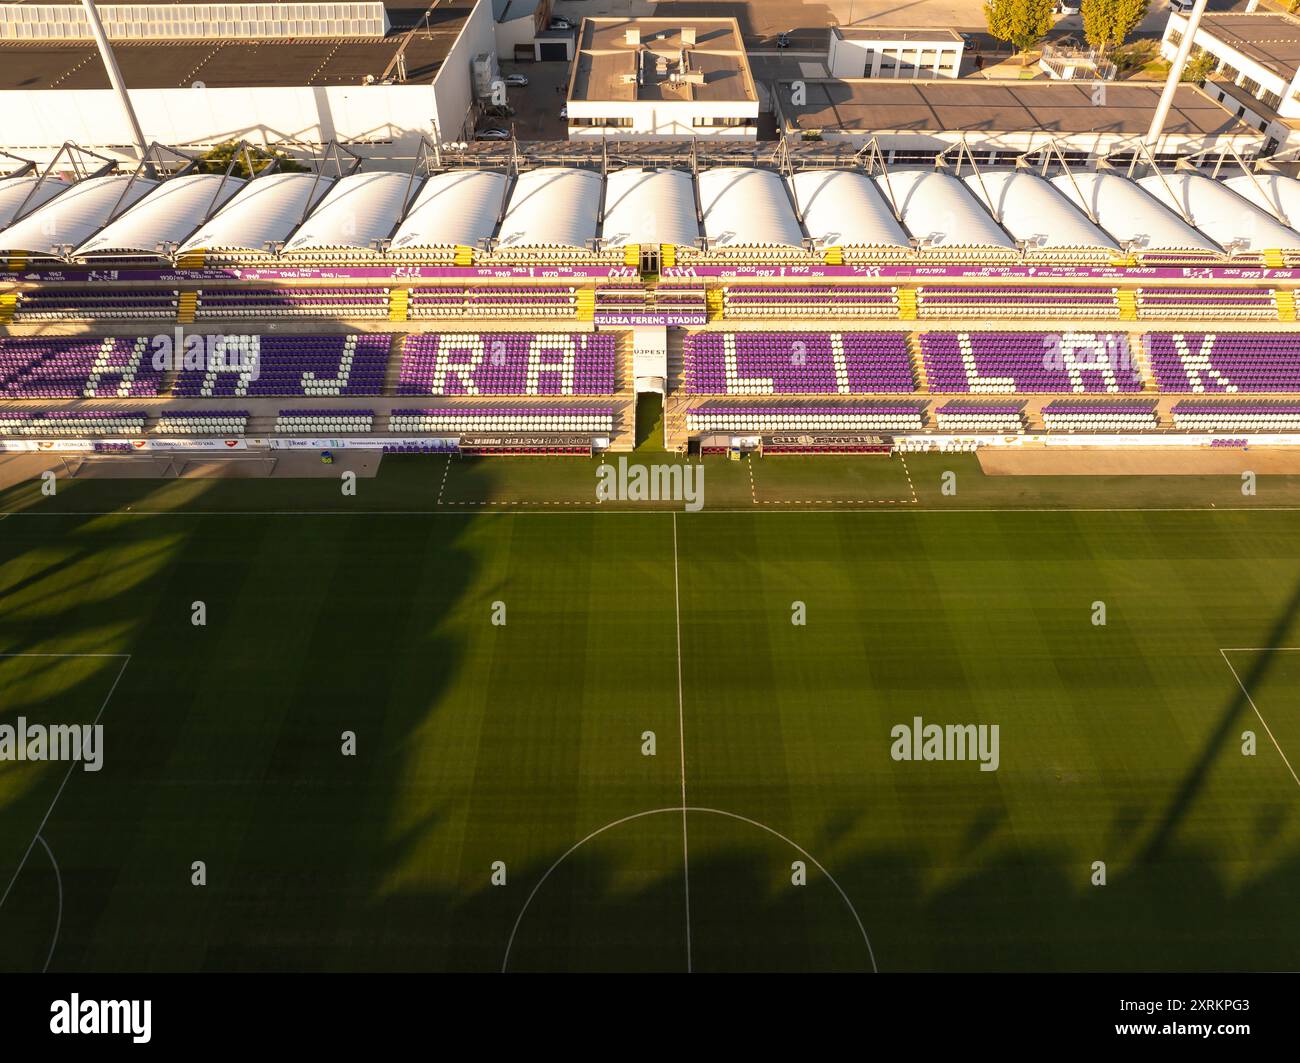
[1081,0,1150,55]
[195,141,308,178]
[984,0,1056,61]
[1181,47,1217,83]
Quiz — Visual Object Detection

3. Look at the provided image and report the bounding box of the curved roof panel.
[698,167,803,249]
[962,170,1118,254]
[1224,172,1300,227]
[0,176,72,230]
[179,172,335,257]
[0,174,157,257]
[601,168,700,249]
[1049,172,1220,254]
[1136,172,1300,252]
[283,171,414,254]
[74,173,246,258]
[790,169,909,251]
[875,169,1014,250]
[390,169,507,251]
[497,168,602,249]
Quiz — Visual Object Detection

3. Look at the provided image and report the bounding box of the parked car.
[776,32,791,48]
[504,73,529,87]
[559,104,568,120]
[1054,0,1080,12]
[549,17,573,30]
[1169,0,1195,10]
[476,127,510,140]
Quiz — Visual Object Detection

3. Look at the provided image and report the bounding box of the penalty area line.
[1219,648,1300,790]
[0,654,132,910]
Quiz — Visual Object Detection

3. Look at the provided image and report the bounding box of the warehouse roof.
[0,0,477,89]
[1177,12,1300,81]
[780,80,1258,139]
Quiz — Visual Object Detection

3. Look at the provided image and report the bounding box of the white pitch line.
[1220,648,1300,790]
[7,506,1300,517]
[671,511,692,973]
[501,805,877,973]
[36,835,61,974]
[0,654,131,910]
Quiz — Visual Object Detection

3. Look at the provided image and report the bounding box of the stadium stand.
[1145,332,1300,392]
[9,288,179,321]
[685,403,927,431]
[0,409,147,436]
[684,332,914,394]
[920,332,1143,393]
[171,334,391,397]
[0,336,162,398]
[933,400,1027,432]
[274,409,375,434]
[153,410,250,435]
[389,407,615,433]
[398,332,616,395]
[1171,400,1300,431]
[195,287,389,319]
[1041,400,1161,432]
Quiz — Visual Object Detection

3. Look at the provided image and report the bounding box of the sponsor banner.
[3,265,642,285]
[269,436,459,451]
[0,440,37,452]
[659,264,1299,282]
[895,433,1300,449]
[461,433,593,449]
[594,312,707,326]
[763,432,889,447]
[131,438,248,452]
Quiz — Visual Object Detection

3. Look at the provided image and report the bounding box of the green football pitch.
[1,453,1299,972]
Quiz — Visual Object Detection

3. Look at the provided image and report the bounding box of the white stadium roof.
[1136,172,1300,253]
[390,169,507,252]
[497,167,602,250]
[876,169,1015,252]
[0,175,71,229]
[179,172,335,257]
[1050,172,1220,254]
[1223,172,1300,228]
[963,170,1118,256]
[601,168,700,249]
[698,167,803,249]
[790,169,909,252]
[74,173,246,259]
[0,174,157,257]
[283,171,414,254]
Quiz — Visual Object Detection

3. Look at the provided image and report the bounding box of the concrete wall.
[433,0,498,142]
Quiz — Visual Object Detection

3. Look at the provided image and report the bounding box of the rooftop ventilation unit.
[682,26,696,46]
[625,28,640,45]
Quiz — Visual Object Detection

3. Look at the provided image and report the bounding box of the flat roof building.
[567,18,759,141]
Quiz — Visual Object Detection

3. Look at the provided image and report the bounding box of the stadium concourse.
[8,144,1300,458]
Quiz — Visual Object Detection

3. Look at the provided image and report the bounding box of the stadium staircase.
[177,291,198,324]
[1116,290,1138,321]
[1132,334,1159,392]
[705,287,724,321]
[0,292,15,325]
[1277,290,1296,322]
[660,243,676,269]
[624,243,640,268]
[907,332,928,391]
[1264,248,1286,269]
[823,246,843,265]
[176,250,205,269]
[388,288,410,322]
[615,329,635,392]
[453,245,474,266]
[575,287,595,321]
[896,288,917,321]
[6,253,26,273]
[382,334,406,393]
